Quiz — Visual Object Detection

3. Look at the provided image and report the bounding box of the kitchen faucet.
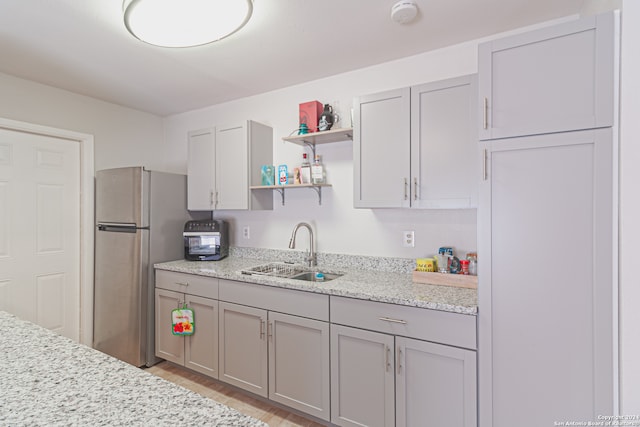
[288,222,316,267]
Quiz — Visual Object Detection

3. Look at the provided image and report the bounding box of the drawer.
[219,279,329,322]
[155,270,219,300]
[330,296,476,350]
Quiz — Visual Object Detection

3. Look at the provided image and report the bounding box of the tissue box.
[299,101,323,133]
[261,165,275,186]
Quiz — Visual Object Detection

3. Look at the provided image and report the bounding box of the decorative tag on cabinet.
[171,308,194,335]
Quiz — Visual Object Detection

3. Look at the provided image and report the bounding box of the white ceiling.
[0,0,589,117]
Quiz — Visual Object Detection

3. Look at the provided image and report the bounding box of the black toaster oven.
[183,219,229,261]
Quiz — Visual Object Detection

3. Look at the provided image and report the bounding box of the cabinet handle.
[209,190,214,207]
[397,346,403,374]
[413,177,418,201]
[267,321,273,341]
[379,316,407,325]
[483,97,488,130]
[385,345,391,373]
[260,319,265,339]
[482,148,488,181]
[404,178,408,200]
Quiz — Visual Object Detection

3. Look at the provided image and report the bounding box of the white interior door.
[0,127,80,340]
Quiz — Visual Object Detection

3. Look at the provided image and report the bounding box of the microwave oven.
[183,219,229,261]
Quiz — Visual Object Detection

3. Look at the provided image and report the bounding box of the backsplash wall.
[163,41,480,259]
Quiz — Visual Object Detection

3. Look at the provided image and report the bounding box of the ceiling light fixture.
[123,0,253,48]
[391,0,418,24]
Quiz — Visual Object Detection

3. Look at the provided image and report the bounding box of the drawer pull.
[175,281,189,287]
[379,316,407,325]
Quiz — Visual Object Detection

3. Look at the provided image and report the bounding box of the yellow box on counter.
[412,271,478,289]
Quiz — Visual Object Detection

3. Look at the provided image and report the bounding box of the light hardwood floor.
[145,362,327,427]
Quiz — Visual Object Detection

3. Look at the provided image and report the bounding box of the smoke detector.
[391,0,418,24]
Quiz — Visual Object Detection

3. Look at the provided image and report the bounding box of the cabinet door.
[268,312,330,421]
[396,337,477,427]
[184,294,218,379]
[215,123,249,210]
[330,324,395,427]
[411,75,478,208]
[218,302,268,397]
[478,12,617,140]
[354,87,411,208]
[155,288,184,365]
[478,129,615,427]
[187,128,215,210]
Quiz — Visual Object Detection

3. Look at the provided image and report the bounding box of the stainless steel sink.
[240,262,343,282]
[289,271,343,282]
[240,262,308,279]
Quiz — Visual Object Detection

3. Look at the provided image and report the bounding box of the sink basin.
[241,262,309,279]
[240,262,343,282]
[290,271,343,282]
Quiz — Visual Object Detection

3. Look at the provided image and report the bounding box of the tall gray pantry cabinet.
[477,12,619,427]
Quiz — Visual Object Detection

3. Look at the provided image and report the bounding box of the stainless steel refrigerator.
[93,166,188,367]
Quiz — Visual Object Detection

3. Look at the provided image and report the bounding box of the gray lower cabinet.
[155,270,220,378]
[155,289,219,378]
[478,129,616,426]
[330,324,395,427]
[330,296,477,427]
[218,280,331,422]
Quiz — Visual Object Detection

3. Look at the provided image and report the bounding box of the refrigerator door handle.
[97,223,146,233]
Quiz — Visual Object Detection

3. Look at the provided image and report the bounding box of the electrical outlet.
[243,226,250,239]
[403,230,415,248]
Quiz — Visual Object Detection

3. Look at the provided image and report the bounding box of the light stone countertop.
[0,310,266,427]
[155,249,478,315]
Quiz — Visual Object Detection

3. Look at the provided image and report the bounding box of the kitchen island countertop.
[155,254,477,315]
[0,310,266,427]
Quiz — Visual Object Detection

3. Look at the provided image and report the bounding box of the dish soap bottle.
[311,154,325,184]
[300,153,311,184]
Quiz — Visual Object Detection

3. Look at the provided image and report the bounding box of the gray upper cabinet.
[354,87,411,208]
[411,76,478,208]
[354,75,477,209]
[187,120,273,211]
[478,12,618,140]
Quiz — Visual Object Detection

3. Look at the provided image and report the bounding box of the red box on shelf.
[299,101,323,133]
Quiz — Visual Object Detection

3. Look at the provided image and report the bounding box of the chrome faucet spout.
[289,222,316,267]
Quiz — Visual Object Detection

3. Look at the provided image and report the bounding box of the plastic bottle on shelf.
[311,154,325,184]
[300,153,311,184]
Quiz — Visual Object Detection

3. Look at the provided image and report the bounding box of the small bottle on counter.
[466,252,478,276]
[460,259,470,275]
[311,154,325,184]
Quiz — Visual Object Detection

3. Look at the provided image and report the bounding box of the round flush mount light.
[123,0,253,48]
[391,0,419,24]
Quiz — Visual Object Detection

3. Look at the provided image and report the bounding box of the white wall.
[619,0,640,415]
[164,42,481,258]
[0,72,167,173]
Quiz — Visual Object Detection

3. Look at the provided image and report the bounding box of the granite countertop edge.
[155,253,478,316]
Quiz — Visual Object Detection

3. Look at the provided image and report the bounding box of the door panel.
[95,166,146,226]
[0,128,80,340]
[479,129,615,426]
[218,302,268,397]
[268,312,330,421]
[93,228,146,365]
